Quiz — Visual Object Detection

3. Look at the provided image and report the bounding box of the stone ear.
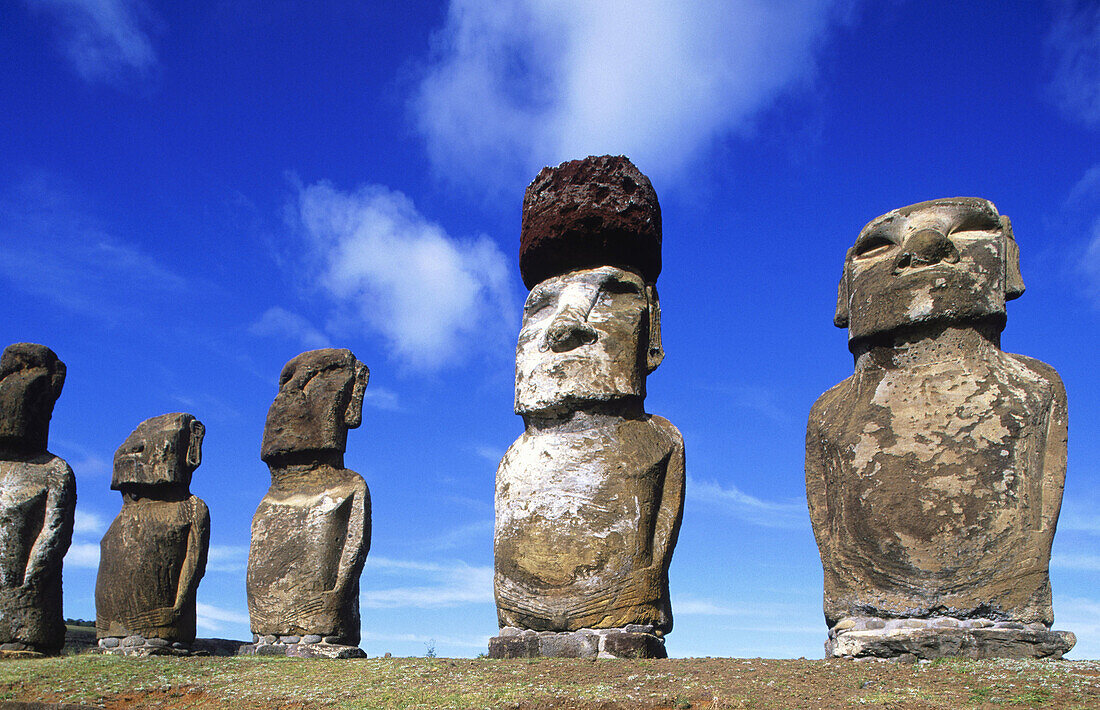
[1002,216,1025,301]
[645,284,665,373]
[344,361,370,429]
[186,419,204,469]
[834,254,850,328]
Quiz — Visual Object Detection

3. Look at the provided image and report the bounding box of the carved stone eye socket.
[949,211,1001,234]
[524,289,552,317]
[854,233,894,258]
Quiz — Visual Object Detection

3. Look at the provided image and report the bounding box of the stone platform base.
[239,634,365,659]
[488,625,667,659]
[826,617,1076,660]
[92,636,193,657]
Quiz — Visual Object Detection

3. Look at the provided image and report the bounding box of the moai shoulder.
[491,156,685,660]
[806,198,1073,660]
[245,348,371,658]
[0,343,74,656]
[95,413,210,654]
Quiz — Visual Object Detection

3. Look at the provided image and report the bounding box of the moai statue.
[806,198,1075,660]
[0,343,74,656]
[246,348,371,659]
[490,156,686,660]
[94,413,209,655]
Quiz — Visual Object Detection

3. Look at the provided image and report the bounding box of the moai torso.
[494,156,685,638]
[496,413,683,630]
[246,349,371,644]
[248,467,368,637]
[95,413,210,643]
[807,199,1068,630]
[0,344,74,654]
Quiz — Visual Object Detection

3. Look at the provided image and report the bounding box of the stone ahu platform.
[239,634,366,659]
[92,636,245,657]
[489,626,667,659]
[826,617,1076,661]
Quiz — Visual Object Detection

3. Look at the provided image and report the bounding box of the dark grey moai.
[246,349,371,657]
[0,343,75,655]
[95,413,210,651]
[806,198,1074,659]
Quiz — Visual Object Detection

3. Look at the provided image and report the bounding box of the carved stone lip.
[890,262,956,277]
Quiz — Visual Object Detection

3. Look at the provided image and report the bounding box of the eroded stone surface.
[495,159,684,647]
[247,349,371,649]
[487,626,666,659]
[826,616,1075,660]
[0,343,74,655]
[807,198,1072,658]
[95,413,209,645]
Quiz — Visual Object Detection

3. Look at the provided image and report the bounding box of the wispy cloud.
[290,180,516,371]
[195,601,250,633]
[688,477,808,529]
[64,542,100,568]
[73,509,105,535]
[205,544,249,573]
[472,444,504,463]
[1052,553,1100,572]
[0,175,189,320]
[414,0,851,193]
[249,307,332,350]
[361,556,493,608]
[1045,1,1100,127]
[362,630,490,651]
[362,385,401,412]
[26,0,157,83]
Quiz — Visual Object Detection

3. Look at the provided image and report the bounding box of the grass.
[0,655,1097,709]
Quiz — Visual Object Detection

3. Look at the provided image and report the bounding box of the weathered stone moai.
[490,156,686,660]
[94,413,209,656]
[0,343,74,656]
[806,198,1075,660]
[245,349,371,659]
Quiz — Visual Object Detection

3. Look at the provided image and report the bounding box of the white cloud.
[73,509,105,535]
[195,601,250,633]
[205,544,249,573]
[1052,553,1100,572]
[689,477,808,529]
[26,0,156,82]
[362,385,401,412]
[64,542,100,568]
[362,630,491,651]
[361,556,493,608]
[249,307,332,350]
[1055,596,1100,658]
[415,0,849,193]
[292,180,516,371]
[1045,2,1100,126]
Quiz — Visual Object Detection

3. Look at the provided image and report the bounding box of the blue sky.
[2,0,1099,658]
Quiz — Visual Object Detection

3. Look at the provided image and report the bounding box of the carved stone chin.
[0,343,73,656]
[808,199,1072,660]
[246,349,371,651]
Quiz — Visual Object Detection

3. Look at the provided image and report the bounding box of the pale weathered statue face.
[837,198,1024,343]
[112,413,204,490]
[515,266,661,415]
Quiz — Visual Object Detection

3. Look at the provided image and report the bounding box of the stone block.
[599,632,667,659]
[487,635,538,659]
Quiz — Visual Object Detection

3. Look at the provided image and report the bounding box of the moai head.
[0,343,66,455]
[260,348,369,463]
[514,156,665,415]
[835,197,1025,346]
[112,413,205,492]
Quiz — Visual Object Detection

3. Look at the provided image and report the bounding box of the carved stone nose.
[544,315,597,352]
[895,228,959,271]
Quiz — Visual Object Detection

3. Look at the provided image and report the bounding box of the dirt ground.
[1,654,1098,709]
